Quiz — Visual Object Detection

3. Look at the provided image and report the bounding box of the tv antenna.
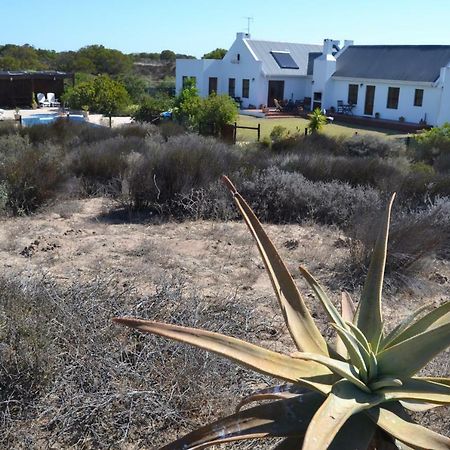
[244,16,253,35]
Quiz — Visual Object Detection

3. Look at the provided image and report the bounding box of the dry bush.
[0,273,275,449]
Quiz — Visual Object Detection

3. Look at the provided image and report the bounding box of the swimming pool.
[21,113,86,127]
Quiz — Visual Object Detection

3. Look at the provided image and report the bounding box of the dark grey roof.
[334,46,450,82]
[0,70,72,80]
[245,39,323,76]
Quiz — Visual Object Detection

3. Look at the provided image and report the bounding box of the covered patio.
[0,71,75,108]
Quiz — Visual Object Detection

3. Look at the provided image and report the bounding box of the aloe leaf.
[346,321,371,352]
[328,412,377,450]
[376,322,450,378]
[298,266,348,330]
[302,380,383,450]
[382,378,450,405]
[399,400,441,412]
[273,437,304,449]
[336,292,357,358]
[356,194,395,348]
[114,318,332,393]
[331,324,369,380]
[236,385,305,412]
[159,394,324,450]
[380,303,433,349]
[383,301,450,349]
[292,352,371,393]
[222,176,329,356]
[367,404,450,449]
[418,376,450,386]
[369,377,402,391]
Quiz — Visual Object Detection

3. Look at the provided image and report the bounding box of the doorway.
[364,85,376,115]
[267,80,285,107]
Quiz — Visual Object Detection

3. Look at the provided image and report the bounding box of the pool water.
[22,113,85,127]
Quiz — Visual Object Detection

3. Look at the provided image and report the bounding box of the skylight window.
[270,51,299,69]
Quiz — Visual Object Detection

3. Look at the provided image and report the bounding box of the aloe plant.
[114,176,450,449]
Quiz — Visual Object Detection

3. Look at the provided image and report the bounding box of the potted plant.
[374,112,380,119]
[14,107,21,121]
[399,116,405,122]
[31,92,38,110]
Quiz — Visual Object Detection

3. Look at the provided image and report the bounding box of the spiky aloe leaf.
[302,380,383,450]
[346,321,371,352]
[381,378,450,405]
[376,322,450,378]
[222,176,329,356]
[419,376,450,386]
[356,194,395,348]
[236,385,305,412]
[380,302,434,349]
[328,413,377,450]
[298,266,348,330]
[367,404,450,449]
[331,323,370,380]
[399,400,440,412]
[292,352,371,392]
[369,377,402,391]
[113,318,332,393]
[336,292,357,358]
[159,394,324,450]
[383,301,450,349]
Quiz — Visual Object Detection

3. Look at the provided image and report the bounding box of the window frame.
[386,87,400,109]
[348,84,359,105]
[228,78,236,97]
[242,79,250,98]
[208,77,218,95]
[414,88,424,107]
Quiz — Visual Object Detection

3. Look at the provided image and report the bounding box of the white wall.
[328,78,441,125]
[437,67,450,126]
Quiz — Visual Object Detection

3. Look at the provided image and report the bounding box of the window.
[228,78,236,97]
[182,76,196,88]
[348,84,358,105]
[313,92,322,110]
[242,79,249,98]
[387,87,400,109]
[414,89,424,107]
[237,53,240,61]
[270,51,299,69]
[208,77,218,95]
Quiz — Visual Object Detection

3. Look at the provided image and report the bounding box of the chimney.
[323,39,334,55]
[236,32,250,40]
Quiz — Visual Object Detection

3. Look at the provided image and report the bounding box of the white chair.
[37,93,50,107]
[47,93,60,107]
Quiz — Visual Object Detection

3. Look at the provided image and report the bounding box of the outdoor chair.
[37,93,50,107]
[274,98,284,112]
[337,100,344,113]
[47,93,60,107]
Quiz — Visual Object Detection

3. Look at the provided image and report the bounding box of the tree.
[160,50,176,62]
[199,93,238,135]
[308,108,328,133]
[173,80,202,129]
[132,94,174,123]
[118,74,148,103]
[202,48,227,59]
[62,75,130,117]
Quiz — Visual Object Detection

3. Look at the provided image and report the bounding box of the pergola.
[0,71,75,107]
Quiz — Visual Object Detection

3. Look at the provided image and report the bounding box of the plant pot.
[14,113,21,121]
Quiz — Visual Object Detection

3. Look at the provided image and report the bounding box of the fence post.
[406,136,410,148]
[305,127,308,136]
[234,121,237,144]
[257,123,261,142]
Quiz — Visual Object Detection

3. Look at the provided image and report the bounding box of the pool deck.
[0,107,132,128]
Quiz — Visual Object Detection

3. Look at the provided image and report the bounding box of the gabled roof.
[245,39,323,76]
[334,45,450,82]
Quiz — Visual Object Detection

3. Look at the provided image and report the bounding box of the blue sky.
[2,0,450,57]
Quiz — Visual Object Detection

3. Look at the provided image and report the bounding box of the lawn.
[236,114,406,142]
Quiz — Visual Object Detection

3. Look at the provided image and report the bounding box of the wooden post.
[305,128,308,136]
[109,115,112,128]
[257,123,261,142]
[233,122,237,144]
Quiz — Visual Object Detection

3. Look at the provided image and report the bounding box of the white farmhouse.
[176,33,450,126]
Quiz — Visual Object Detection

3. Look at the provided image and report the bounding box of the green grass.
[236,115,407,142]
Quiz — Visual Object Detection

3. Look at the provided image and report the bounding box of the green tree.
[160,50,176,62]
[202,48,227,59]
[173,80,202,129]
[118,74,148,103]
[413,122,450,163]
[132,94,174,123]
[308,108,328,133]
[199,93,238,135]
[62,75,130,117]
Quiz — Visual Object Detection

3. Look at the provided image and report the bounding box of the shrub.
[198,93,238,136]
[0,135,65,213]
[307,108,327,133]
[344,134,405,158]
[269,125,290,142]
[412,123,450,164]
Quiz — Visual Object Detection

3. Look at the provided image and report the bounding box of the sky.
[2,0,450,57]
